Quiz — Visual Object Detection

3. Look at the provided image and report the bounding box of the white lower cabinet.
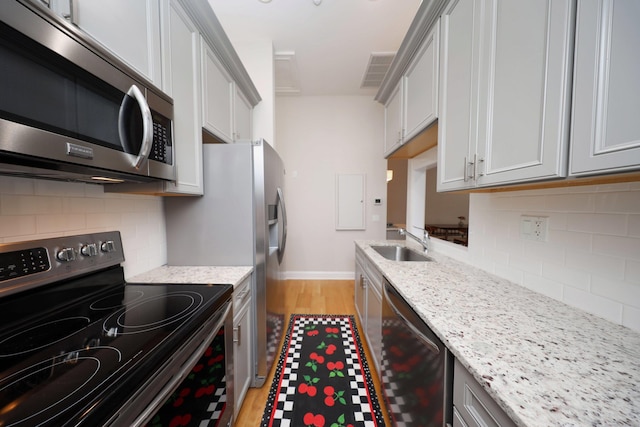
[570,0,640,176]
[354,247,382,374]
[453,359,515,427]
[354,251,367,331]
[233,276,252,419]
[365,273,382,373]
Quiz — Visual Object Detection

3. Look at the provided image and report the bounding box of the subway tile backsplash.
[0,176,167,278]
[469,182,640,331]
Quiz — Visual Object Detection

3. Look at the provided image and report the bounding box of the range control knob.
[101,240,116,253]
[81,243,98,257]
[57,247,77,262]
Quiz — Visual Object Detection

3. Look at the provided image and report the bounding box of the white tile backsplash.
[0,176,167,278]
[469,182,640,331]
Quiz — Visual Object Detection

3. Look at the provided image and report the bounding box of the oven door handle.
[130,301,232,427]
[383,284,440,355]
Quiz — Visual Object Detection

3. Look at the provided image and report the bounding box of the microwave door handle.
[277,187,288,264]
[120,85,153,169]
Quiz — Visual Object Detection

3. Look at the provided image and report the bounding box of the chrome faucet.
[398,227,430,253]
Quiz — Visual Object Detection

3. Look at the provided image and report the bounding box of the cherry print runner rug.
[261,314,385,427]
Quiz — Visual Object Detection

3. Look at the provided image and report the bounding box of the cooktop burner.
[0,231,233,426]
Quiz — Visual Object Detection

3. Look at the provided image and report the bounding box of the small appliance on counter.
[0,231,233,426]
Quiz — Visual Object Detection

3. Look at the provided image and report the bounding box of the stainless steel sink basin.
[370,245,433,262]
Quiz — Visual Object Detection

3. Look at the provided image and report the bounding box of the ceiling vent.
[361,52,395,88]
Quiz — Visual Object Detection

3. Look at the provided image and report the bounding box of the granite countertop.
[356,240,640,427]
[128,265,253,288]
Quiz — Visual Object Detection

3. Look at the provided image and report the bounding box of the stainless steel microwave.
[0,1,175,184]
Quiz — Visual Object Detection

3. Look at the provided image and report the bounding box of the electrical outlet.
[520,215,548,242]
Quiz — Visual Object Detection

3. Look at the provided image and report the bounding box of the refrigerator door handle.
[277,187,288,264]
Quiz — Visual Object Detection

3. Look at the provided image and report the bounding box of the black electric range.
[0,231,233,426]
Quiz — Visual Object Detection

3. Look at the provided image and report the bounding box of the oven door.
[109,300,234,427]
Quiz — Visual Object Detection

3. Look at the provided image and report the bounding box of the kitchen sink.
[370,245,433,262]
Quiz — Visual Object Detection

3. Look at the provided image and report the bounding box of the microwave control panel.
[150,112,173,165]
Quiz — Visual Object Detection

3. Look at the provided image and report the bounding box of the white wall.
[276,96,387,278]
[0,177,167,278]
[465,182,640,331]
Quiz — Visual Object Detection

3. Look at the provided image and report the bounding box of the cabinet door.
[570,0,640,176]
[233,299,252,418]
[354,256,367,330]
[202,43,234,143]
[383,81,404,157]
[365,274,382,373]
[477,0,573,186]
[163,0,203,195]
[50,0,162,87]
[437,0,478,191]
[404,20,440,142]
[233,86,253,142]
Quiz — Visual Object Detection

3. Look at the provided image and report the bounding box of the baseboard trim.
[282,271,355,280]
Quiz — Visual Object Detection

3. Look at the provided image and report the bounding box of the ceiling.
[207,0,422,97]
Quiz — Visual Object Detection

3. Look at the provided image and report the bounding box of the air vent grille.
[361,52,395,88]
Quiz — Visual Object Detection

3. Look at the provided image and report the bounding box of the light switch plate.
[520,215,548,241]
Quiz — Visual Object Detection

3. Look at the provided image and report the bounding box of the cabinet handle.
[463,156,469,182]
[471,154,477,181]
[233,324,241,344]
[476,156,485,179]
[63,0,77,25]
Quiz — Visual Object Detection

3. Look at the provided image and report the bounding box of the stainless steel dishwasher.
[381,279,453,427]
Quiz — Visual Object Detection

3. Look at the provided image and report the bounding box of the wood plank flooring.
[235,279,390,426]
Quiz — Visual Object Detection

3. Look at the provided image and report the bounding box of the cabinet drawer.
[453,359,515,427]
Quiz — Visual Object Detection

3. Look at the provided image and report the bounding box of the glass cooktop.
[0,265,232,426]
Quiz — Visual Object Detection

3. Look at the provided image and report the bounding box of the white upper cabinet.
[202,42,234,143]
[384,81,404,156]
[404,20,440,142]
[48,0,163,87]
[382,18,440,158]
[234,87,253,142]
[438,0,477,191]
[438,0,575,191]
[202,43,254,144]
[161,0,203,195]
[570,0,640,176]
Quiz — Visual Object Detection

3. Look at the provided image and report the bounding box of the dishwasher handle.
[383,283,440,355]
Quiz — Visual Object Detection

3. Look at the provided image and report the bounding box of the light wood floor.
[235,279,390,426]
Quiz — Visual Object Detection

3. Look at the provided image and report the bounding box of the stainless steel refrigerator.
[164,140,287,387]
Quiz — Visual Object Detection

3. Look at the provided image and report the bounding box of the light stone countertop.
[128,266,253,288]
[356,240,640,427]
